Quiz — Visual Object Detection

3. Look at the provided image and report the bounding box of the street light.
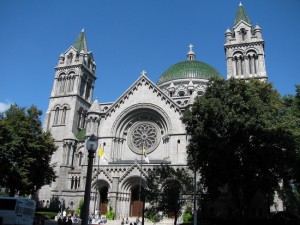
[82,134,98,225]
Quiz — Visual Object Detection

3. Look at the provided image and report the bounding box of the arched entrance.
[99,186,108,215]
[130,185,144,217]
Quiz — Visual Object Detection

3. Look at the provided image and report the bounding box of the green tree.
[181,79,299,220]
[144,165,193,225]
[0,104,57,196]
[280,85,300,216]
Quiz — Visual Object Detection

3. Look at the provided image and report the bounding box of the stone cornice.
[224,41,264,49]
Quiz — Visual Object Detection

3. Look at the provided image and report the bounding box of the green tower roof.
[73,29,88,52]
[234,3,251,26]
[157,60,222,85]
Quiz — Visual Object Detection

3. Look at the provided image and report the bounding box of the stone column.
[109,176,120,219]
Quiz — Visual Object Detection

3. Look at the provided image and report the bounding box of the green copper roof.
[234,3,251,26]
[75,128,86,141]
[157,60,222,85]
[73,29,88,52]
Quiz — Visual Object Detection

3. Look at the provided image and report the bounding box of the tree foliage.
[0,104,57,196]
[181,79,300,217]
[280,85,300,216]
[144,165,193,225]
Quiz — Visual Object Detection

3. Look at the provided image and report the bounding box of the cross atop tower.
[187,44,196,61]
[141,70,147,76]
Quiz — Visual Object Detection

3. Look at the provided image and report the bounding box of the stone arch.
[119,175,146,218]
[246,49,259,75]
[75,145,85,167]
[111,103,172,137]
[92,179,111,216]
[233,50,245,76]
[110,104,171,157]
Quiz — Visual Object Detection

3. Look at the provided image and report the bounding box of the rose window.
[128,122,160,154]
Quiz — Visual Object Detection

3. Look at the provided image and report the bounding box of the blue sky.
[0,0,299,122]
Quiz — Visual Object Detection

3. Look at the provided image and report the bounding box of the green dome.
[157,60,222,85]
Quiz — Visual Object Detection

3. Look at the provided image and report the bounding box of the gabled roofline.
[105,75,182,119]
[233,20,252,30]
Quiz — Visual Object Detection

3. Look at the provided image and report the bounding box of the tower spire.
[73,29,88,53]
[234,2,251,26]
[224,3,267,81]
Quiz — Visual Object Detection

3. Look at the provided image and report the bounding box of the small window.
[197,91,204,96]
[178,91,185,97]
[240,28,247,41]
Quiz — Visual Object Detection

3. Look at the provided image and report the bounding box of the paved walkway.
[45,218,175,225]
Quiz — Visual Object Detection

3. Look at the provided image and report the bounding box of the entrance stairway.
[93,217,174,225]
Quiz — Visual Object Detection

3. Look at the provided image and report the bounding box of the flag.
[143,146,150,163]
[98,146,107,162]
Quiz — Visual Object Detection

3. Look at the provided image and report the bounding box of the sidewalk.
[45,218,174,225]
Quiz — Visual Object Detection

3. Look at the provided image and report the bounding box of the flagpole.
[97,145,100,218]
[139,146,143,218]
[97,144,101,171]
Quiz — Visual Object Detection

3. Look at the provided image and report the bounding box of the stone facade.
[38,3,270,219]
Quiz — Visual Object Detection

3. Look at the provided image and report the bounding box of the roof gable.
[105,75,181,119]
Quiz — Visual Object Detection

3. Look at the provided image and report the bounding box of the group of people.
[96,216,107,224]
[57,211,81,224]
[121,217,140,225]
[57,216,73,225]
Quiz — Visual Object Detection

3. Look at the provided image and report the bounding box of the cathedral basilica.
[38,3,268,219]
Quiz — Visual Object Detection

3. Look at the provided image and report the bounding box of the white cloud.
[0,101,12,113]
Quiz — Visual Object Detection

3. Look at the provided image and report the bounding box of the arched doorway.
[99,186,108,215]
[130,185,144,217]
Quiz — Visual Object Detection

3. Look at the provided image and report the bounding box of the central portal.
[130,185,144,217]
[99,186,108,215]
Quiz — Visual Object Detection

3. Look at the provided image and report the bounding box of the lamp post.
[82,134,98,225]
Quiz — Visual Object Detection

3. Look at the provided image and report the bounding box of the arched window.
[240,28,247,41]
[233,52,244,76]
[67,72,75,92]
[57,73,66,94]
[71,177,74,189]
[61,106,67,124]
[74,177,78,189]
[78,177,80,188]
[247,51,258,75]
[78,108,86,129]
[78,152,83,166]
[80,75,87,96]
[54,107,60,125]
[85,80,92,100]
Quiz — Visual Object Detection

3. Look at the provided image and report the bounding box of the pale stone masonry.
[38,3,271,219]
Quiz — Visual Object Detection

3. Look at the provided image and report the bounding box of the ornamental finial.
[141,70,147,76]
[187,44,196,61]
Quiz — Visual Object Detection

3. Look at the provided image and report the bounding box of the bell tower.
[44,29,97,140]
[224,3,267,81]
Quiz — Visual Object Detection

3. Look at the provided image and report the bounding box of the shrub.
[106,210,114,220]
